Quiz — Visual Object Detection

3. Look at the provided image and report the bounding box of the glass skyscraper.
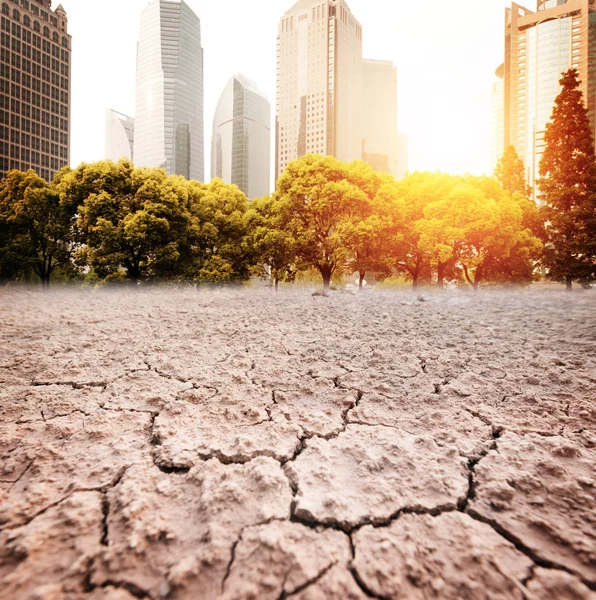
[134,0,204,181]
[211,74,271,199]
[503,0,596,199]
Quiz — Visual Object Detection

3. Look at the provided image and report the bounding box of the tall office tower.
[135,0,204,181]
[490,64,505,172]
[361,59,398,177]
[104,108,134,162]
[212,74,271,199]
[397,133,409,181]
[0,0,71,181]
[276,0,363,180]
[504,0,596,199]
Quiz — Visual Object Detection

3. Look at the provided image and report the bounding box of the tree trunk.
[275,278,279,292]
[472,281,479,293]
[129,273,139,287]
[41,276,50,289]
[412,273,418,291]
[566,276,573,292]
[320,267,332,292]
[359,272,365,290]
[437,263,445,289]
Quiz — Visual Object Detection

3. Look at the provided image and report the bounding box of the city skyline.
[66,0,509,180]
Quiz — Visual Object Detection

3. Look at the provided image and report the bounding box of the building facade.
[134,0,204,181]
[104,108,134,162]
[490,64,505,172]
[504,0,596,198]
[362,59,398,177]
[276,0,362,180]
[211,74,270,199]
[0,0,71,181]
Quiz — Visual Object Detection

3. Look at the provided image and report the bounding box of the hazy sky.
[61,0,512,178]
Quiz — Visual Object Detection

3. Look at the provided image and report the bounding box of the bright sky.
[61,0,511,179]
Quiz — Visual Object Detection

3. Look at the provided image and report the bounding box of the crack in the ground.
[2,465,129,531]
[0,459,35,487]
[220,516,289,595]
[466,509,596,591]
[280,562,336,599]
[349,565,391,600]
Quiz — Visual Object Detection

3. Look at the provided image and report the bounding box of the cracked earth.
[0,287,595,600]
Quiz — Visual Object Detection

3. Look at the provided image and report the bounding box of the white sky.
[60,0,511,179]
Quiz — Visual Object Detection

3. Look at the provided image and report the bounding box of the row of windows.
[0,160,57,182]
[1,4,66,42]
[0,137,67,158]
[0,125,65,145]
[2,32,70,65]
[7,0,56,24]
[0,109,67,136]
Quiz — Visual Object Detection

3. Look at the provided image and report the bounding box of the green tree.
[495,145,532,198]
[423,176,542,291]
[60,161,192,285]
[0,169,76,287]
[274,155,370,291]
[184,178,254,284]
[245,195,298,290]
[538,68,596,290]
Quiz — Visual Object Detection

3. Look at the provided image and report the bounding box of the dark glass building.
[0,0,71,181]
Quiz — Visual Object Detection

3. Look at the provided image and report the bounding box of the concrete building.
[490,64,505,173]
[134,0,204,181]
[211,74,270,199]
[362,59,398,177]
[104,108,134,162]
[0,0,71,181]
[276,0,363,180]
[503,0,596,198]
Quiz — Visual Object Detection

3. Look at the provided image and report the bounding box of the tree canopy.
[538,68,596,290]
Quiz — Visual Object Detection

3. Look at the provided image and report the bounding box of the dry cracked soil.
[0,286,595,600]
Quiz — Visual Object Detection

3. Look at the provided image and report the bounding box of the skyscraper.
[397,133,409,181]
[212,74,271,199]
[490,65,505,172]
[0,0,71,181]
[503,0,596,198]
[104,108,134,162]
[362,59,398,177]
[276,0,363,180]
[134,0,204,181]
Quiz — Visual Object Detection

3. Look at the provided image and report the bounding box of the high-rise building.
[211,74,271,199]
[0,0,71,181]
[504,0,596,198]
[134,0,204,181]
[104,108,134,162]
[276,0,363,180]
[490,64,505,172]
[362,59,398,177]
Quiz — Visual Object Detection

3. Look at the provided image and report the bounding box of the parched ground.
[0,286,595,600]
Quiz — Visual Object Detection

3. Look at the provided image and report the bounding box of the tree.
[495,145,532,198]
[389,172,453,290]
[184,178,254,284]
[245,195,298,290]
[0,169,76,287]
[538,68,596,290]
[423,176,542,291]
[274,155,371,291]
[340,165,391,289]
[60,161,192,285]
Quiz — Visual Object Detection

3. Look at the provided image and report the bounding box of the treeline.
[0,69,594,292]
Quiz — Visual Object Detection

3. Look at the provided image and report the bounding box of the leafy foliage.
[0,169,76,286]
[538,69,596,289]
